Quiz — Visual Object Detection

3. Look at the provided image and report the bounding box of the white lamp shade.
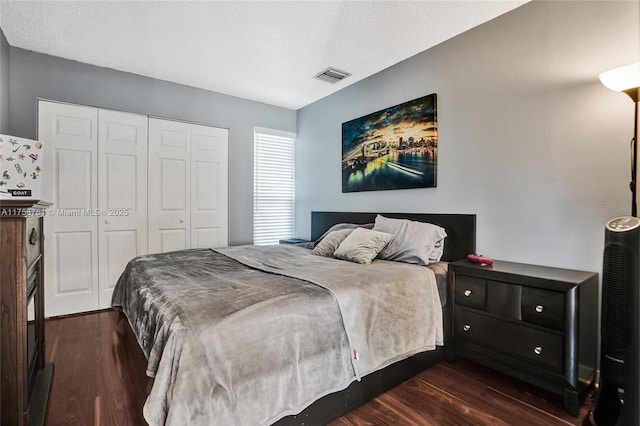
[599,63,640,92]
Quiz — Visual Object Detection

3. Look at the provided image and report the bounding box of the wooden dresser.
[1,200,53,426]
[448,259,598,416]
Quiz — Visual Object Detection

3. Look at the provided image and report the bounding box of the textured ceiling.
[0,1,527,110]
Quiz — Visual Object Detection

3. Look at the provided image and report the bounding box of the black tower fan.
[591,216,640,425]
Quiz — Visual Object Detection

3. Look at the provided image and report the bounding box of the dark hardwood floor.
[45,310,149,426]
[44,310,594,425]
[327,357,592,426]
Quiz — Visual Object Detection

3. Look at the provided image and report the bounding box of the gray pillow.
[373,215,447,265]
[333,227,394,264]
[311,229,354,257]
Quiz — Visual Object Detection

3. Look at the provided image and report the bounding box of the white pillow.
[311,229,354,257]
[333,227,394,264]
[429,238,445,263]
[373,215,447,265]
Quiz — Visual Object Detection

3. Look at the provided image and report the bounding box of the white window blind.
[253,127,296,245]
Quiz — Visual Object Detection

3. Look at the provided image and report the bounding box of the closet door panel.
[193,227,220,249]
[160,159,188,210]
[160,229,188,252]
[98,109,147,308]
[148,118,191,254]
[191,125,228,248]
[55,150,93,208]
[40,101,99,317]
[104,230,137,290]
[104,154,137,207]
[193,161,218,210]
[55,232,95,293]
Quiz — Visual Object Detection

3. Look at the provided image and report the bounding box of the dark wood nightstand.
[448,259,599,417]
[1,200,53,426]
[278,238,311,244]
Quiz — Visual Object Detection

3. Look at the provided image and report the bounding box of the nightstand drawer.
[455,275,486,310]
[279,238,311,244]
[455,307,563,373]
[521,287,565,331]
[25,216,41,267]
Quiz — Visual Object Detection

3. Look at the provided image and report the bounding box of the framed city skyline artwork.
[342,94,437,193]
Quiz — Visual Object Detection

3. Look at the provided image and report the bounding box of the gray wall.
[7,48,296,245]
[0,28,8,133]
[296,1,639,272]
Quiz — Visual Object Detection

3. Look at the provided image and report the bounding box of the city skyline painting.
[342,94,438,193]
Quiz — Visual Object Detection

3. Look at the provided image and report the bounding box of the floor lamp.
[591,63,640,426]
[599,63,640,216]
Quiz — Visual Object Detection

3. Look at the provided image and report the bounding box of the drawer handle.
[463,324,471,332]
[464,289,472,297]
[534,346,543,355]
[535,305,544,313]
[29,228,38,245]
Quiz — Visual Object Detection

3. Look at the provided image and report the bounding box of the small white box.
[0,134,44,199]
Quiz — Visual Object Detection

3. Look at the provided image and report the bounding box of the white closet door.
[148,118,191,253]
[191,124,229,248]
[97,109,148,308]
[39,101,99,317]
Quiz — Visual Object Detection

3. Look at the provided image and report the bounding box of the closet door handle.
[179,218,185,223]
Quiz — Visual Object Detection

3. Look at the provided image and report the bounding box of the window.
[253,127,296,245]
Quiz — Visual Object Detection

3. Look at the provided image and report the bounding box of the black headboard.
[311,212,476,262]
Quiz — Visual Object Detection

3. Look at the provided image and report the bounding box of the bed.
[112,211,476,425]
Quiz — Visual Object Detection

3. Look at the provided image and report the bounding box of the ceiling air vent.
[314,67,351,84]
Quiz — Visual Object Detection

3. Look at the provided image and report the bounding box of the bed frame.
[116,211,476,425]
[274,212,476,425]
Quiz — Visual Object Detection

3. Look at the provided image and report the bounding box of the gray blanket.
[112,245,442,426]
[217,245,443,378]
